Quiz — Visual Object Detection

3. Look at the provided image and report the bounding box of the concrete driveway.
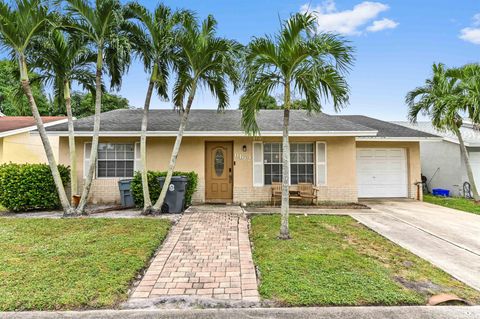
[353,199,480,291]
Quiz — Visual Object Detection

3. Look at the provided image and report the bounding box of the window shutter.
[316,142,327,186]
[252,142,264,187]
[134,142,142,172]
[83,142,92,179]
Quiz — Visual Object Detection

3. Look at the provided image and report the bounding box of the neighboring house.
[0,116,67,164]
[394,121,480,196]
[45,109,438,204]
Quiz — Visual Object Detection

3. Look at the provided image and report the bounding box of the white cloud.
[301,1,398,35]
[460,13,480,45]
[366,18,399,32]
[460,27,480,45]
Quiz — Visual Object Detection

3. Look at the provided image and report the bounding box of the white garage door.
[468,152,480,188]
[357,148,408,198]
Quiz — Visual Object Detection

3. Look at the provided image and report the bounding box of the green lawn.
[0,218,170,311]
[250,215,480,306]
[424,194,480,215]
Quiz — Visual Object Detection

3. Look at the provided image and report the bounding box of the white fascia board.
[356,136,443,142]
[0,119,68,138]
[43,130,379,137]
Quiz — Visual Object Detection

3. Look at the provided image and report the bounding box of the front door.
[205,142,233,201]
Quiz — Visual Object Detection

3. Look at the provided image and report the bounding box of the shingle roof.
[336,115,439,138]
[0,116,67,133]
[45,109,376,134]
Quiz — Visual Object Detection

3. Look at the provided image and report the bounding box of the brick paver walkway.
[130,206,259,302]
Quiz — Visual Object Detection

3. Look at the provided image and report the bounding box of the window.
[291,143,314,184]
[264,143,282,185]
[97,143,135,178]
[262,142,315,185]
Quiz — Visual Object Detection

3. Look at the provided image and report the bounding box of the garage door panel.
[357,148,407,198]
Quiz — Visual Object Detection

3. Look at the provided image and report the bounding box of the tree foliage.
[70,91,131,118]
[0,60,51,115]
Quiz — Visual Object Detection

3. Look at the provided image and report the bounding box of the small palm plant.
[126,2,194,214]
[407,63,480,200]
[241,13,354,239]
[0,0,74,214]
[28,28,96,203]
[64,0,135,214]
[151,15,241,212]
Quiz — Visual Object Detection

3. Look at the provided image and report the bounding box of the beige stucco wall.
[0,132,59,164]
[58,136,422,204]
[356,141,422,200]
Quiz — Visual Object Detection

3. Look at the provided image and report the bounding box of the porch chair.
[271,182,282,206]
[298,182,319,205]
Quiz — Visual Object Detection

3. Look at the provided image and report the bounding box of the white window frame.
[316,141,327,186]
[290,142,315,185]
[258,142,318,186]
[252,141,264,187]
[95,142,136,179]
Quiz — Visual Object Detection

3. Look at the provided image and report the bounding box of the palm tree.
[407,63,480,200]
[64,0,134,214]
[241,13,354,239]
[151,15,241,213]
[126,2,194,214]
[28,29,96,204]
[0,0,74,214]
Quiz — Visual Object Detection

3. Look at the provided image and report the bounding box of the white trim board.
[0,119,68,138]
[42,130,379,137]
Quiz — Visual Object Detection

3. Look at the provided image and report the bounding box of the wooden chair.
[298,183,319,205]
[271,182,282,206]
[271,182,305,206]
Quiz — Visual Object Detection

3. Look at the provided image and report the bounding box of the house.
[44,109,438,204]
[394,121,480,196]
[0,116,67,164]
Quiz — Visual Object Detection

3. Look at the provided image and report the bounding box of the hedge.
[0,163,70,212]
[131,171,199,208]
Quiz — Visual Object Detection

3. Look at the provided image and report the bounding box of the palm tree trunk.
[76,48,103,214]
[18,54,73,215]
[64,80,77,204]
[456,129,480,200]
[279,84,291,240]
[140,70,157,214]
[152,84,197,212]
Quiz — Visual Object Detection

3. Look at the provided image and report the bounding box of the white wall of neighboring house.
[420,140,468,196]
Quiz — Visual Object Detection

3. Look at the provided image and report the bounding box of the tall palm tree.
[151,15,241,213]
[64,0,134,214]
[126,2,194,214]
[407,63,480,200]
[28,29,96,204]
[0,0,74,214]
[241,13,354,239]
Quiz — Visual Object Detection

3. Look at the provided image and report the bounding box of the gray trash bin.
[158,176,188,213]
[118,179,135,207]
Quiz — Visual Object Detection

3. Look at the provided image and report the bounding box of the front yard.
[250,215,480,306]
[424,194,480,215]
[0,218,170,311]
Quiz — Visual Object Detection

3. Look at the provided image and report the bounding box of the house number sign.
[235,153,251,161]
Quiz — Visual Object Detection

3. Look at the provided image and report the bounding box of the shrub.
[0,163,70,212]
[131,171,199,208]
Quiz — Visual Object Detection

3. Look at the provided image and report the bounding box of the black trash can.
[157,176,189,213]
[118,179,135,207]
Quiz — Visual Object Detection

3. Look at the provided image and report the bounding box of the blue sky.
[116,0,480,120]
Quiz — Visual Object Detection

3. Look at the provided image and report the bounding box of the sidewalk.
[2,306,479,319]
